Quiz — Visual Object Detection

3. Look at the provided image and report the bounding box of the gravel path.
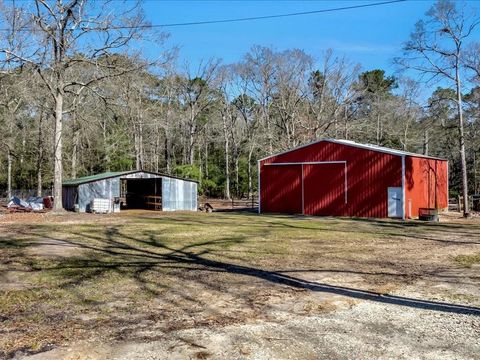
[6,212,479,360]
[25,295,480,360]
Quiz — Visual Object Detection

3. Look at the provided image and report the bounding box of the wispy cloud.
[327,42,399,53]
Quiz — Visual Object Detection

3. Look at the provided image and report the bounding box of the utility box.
[90,198,111,214]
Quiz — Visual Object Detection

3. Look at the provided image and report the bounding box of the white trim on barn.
[259,139,446,162]
[264,161,347,166]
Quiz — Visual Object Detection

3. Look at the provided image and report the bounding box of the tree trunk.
[265,113,273,153]
[71,134,78,178]
[423,129,429,156]
[154,135,159,173]
[403,114,410,151]
[134,121,142,170]
[71,116,79,179]
[235,155,240,198]
[36,109,44,196]
[376,112,381,145]
[247,146,254,199]
[164,136,171,174]
[52,94,64,212]
[473,151,478,195]
[7,148,12,199]
[182,136,187,165]
[154,122,160,173]
[20,128,25,165]
[455,69,469,217]
[204,138,209,179]
[164,100,173,173]
[222,113,230,199]
[135,132,140,170]
[187,106,196,165]
[188,124,196,165]
[334,114,338,138]
[102,119,110,172]
[188,138,195,165]
[198,143,203,192]
[139,120,144,170]
[343,106,349,140]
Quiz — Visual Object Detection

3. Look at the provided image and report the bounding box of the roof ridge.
[63,170,199,186]
[258,138,447,162]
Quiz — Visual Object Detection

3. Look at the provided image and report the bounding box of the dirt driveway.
[1,211,479,359]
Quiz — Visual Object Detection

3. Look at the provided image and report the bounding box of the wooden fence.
[452,195,480,212]
[200,196,258,211]
[230,197,259,209]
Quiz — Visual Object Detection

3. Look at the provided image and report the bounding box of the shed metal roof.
[63,170,199,187]
[259,139,447,162]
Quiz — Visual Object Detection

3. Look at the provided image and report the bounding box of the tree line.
[0,0,479,215]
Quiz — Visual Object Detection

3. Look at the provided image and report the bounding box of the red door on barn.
[260,164,303,214]
[303,163,346,216]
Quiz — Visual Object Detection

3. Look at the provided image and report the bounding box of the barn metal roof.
[259,139,447,162]
[63,170,199,186]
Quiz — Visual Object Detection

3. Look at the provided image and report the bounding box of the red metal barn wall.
[260,142,402,218]
[405,156,448,218]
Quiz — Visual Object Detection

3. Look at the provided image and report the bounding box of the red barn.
[258,139,448,219]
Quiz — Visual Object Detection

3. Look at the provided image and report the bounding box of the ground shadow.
[15,225,480,317]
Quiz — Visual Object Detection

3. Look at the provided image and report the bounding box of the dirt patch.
[0,272,27,291]
[0,211,125,226]
[26,239,82,259]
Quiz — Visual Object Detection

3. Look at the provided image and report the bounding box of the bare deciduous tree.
[0,0,156,210]
[396,0,480,217]
[177,60,220,165]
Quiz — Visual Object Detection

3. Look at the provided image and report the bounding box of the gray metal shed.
[62,170,198,213]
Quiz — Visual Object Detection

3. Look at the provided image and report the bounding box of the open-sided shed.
[259,139,448,219]
[62,170,198,213]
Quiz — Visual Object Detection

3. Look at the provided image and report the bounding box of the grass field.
[1,211,479,359]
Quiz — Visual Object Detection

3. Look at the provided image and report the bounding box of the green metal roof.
[63,171,135,186]
[63,170,199,186]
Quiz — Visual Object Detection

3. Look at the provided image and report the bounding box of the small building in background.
[258,139,448,219]
[62,170,198,213]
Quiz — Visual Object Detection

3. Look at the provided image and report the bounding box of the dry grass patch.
[455,253,480,268]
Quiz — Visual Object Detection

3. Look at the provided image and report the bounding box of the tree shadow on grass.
[12,226,480,317]
[139,213,480,245]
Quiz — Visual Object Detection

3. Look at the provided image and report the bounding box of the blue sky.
[143,0,437,76]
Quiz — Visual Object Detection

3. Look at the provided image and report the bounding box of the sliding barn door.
[303,163,346,216]
[261,164,302,214]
